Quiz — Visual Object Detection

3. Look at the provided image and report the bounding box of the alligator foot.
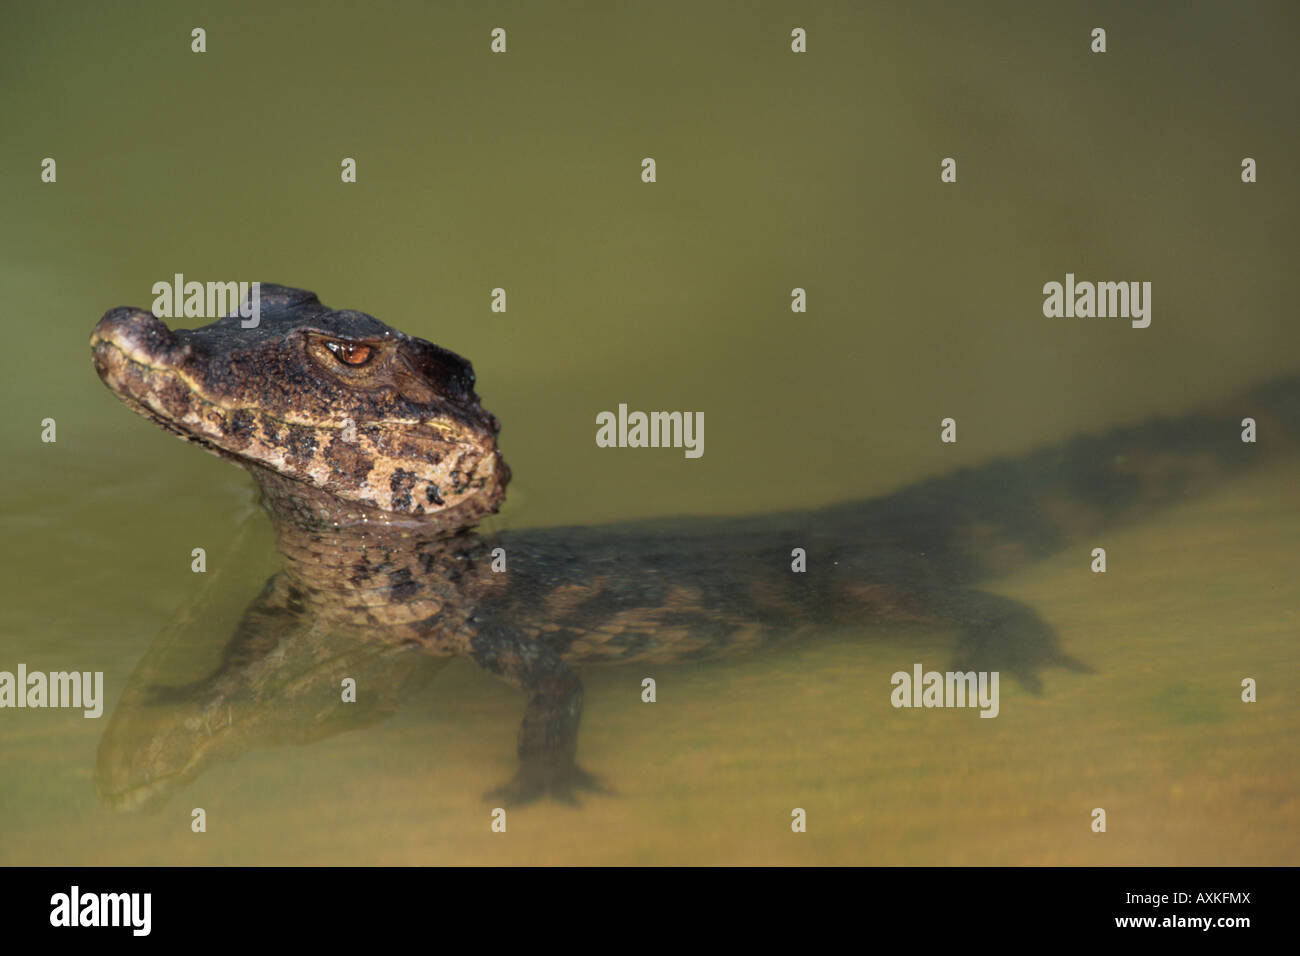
[486,758,613,806]
[944,588,1091,693]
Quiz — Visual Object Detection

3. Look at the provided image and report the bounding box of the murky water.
[2,1,1297,864]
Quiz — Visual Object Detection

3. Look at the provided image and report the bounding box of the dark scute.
[284,426,318,465]
[387,567,419,602]
[323,436,374,480]
[389,468,418,511]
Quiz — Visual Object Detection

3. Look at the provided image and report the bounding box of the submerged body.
[90,285,1299,805]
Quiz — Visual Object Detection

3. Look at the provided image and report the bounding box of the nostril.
[91,307,177,358]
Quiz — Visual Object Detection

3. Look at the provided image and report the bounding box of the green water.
[1,0,1297,864]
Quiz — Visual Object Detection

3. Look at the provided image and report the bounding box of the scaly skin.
[90,285,1300,805]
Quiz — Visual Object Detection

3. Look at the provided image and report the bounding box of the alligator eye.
[325,340,373,366]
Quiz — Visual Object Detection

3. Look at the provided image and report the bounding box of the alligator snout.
[90,307,178,370]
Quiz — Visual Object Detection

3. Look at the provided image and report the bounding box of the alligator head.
[91,284,509,530]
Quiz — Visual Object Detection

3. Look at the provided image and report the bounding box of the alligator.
[90,284,1299,806]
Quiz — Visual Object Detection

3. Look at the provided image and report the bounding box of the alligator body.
[90,285,1299,805]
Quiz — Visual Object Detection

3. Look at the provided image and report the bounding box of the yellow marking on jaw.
[100,339,504,517]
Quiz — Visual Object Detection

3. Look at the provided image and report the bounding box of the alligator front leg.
[470,635,606,805]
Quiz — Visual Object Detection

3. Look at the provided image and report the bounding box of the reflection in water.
[95,584,445,813]
[93,513,447,813]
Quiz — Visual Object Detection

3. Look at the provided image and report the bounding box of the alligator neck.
[248,465,490,600]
